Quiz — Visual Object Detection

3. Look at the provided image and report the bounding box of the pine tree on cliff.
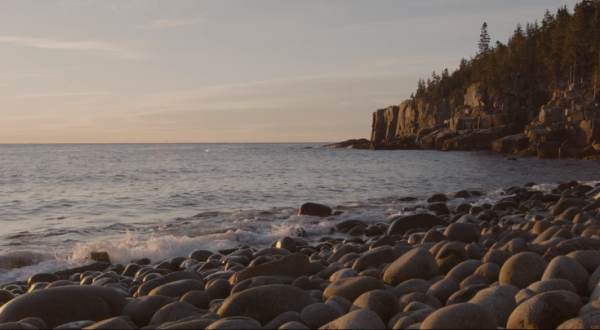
[478,22,491,56]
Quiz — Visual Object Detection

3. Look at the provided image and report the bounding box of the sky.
[0,0,579,143]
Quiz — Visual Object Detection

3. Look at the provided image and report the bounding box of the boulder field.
[1,181,600,329]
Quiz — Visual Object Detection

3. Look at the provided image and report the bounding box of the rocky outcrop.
[338,80,600,159]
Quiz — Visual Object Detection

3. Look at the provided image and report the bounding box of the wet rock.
[149,279,205,298]
[420,303,497,329]
[300,303,339,329]
[427,203,450,216]
[468,285,519,327]
[542,256,589,295]
[427,194,449,203]
[320,309,386,329]
[218,285,314,325]
[352,246,398,273]
[0,292,14,305]
[27,274,59,287]
[499,252,548,289]
[383,248,439,286]
[122,295,175,327]
[0,286,127,328]
[350,290,401,324]
[299,203,332,217]
[189,250,214,262]
[324,276,385,302]
[388,214,449,236]
[507,290,582,329]
[444,223,479,244]
[138,272,203,297]
[229,253,309,286]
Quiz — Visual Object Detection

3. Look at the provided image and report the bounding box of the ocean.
[0,143,598,283]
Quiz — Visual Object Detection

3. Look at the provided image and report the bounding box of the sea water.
[0,143,598,282]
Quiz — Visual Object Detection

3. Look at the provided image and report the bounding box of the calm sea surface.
[0,143,599,282]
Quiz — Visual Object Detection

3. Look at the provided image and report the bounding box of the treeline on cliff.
[414,0,600,103]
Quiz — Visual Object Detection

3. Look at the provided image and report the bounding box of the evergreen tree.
[478,22,491,56]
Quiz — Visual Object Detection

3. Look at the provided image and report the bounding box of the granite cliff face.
[354,81,600,159]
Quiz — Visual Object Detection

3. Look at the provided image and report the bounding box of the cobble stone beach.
[2,180,600,329]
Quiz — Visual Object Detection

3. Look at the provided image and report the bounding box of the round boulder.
[420,303,498,329]
[468,285,519,327]
[382,248,439,286]
[300,303,340,329]
[507,290,582,329]
[387,214,449,236]
[0,286,127,328]
[542,256,589,295]
[218,285,314,325]
[349,290,401,324]
[299,203,332,217]
[499,252,548,289]
[324,276,385,302]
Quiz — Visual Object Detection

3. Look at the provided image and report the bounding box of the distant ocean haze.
[0,143,598,283]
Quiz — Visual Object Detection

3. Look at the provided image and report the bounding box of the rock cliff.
[345,80,600,159]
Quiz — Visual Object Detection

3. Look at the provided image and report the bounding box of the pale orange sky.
[0,0,578,143]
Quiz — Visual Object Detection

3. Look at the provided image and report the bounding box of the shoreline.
[1,179,600,328]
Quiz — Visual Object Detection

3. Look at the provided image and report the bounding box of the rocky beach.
[1,181,600,329]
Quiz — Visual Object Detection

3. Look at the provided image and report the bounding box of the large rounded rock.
[229,253,309,286]
[351,246,398,272]
[474,263,501,283]
[300,303,339,329]
[149,301,204,326]
[149,279,204,298]
[320,309,386,329]
[434,242,469,275]
[218,285,314,325]
[566,250,600,274]
[324,276,385,302]
[0,286,127,328]
[426,278,459,305]
[468,285,519,327]
[444,223,479,244]
[499,252,548,289]
[420,303,498,329]
[382,248,439,286]
[388,214,449,236]
[189,250,214,262]
[507,290,582,329]
[299,203,332,217]
[542,256,589,295]
[122,295,175,327]
[446,260,484,282]
[349,290,401,324]
[391,279,431,298]
[262,311,303,329]
[138,271,203,297]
